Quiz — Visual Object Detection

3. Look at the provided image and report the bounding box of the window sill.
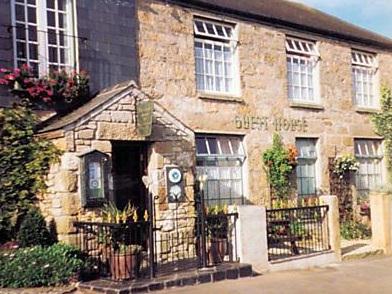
[289,101,324,110]
[197,92,243,103]
[355,107,380,114]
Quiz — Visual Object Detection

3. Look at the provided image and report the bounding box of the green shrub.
[17,209,54,247]
[0,243,87,288]
[0,106,61,242]
[340,221,371,240]
[262,133,296,199]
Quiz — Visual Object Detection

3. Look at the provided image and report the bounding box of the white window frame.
[286,36,320,104]
[295,138,319,198]
[193,18,240,96]
[354,139,383,197]
[351,50,379,109]
[11,0,77,76]
[196,135,245,206]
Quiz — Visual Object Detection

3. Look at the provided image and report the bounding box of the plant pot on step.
[208,238,227,265]
[109,245,142,281]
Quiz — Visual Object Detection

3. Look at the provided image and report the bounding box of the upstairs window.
[196,135,245,206]
[12,0,76,76]
[355,139,383,197]
[194,18,239,95]
[286,37,320,104]
[352,50,378,108]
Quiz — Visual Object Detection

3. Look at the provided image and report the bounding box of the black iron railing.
[74,221,152,281]
[74,212,239,280]
[266,205,330,261]
[153,213,239,275]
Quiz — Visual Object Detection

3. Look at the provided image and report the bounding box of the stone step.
[342,248,384,261]
[77,263,253,293]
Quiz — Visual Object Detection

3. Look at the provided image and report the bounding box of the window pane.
[16,42,26,58]
[48,29,57,45]
[58,0,66,11]
[27,7,36,23]
[47,11,56,27]
[29,44,38,60]
[28,25,37,41]
[58,13,66,28]
[48,46,58,62]
[16,4,25,22]
[16,26,26,40]
[207,138,218,154]
[196,137,208,154]
[47,0,55,9]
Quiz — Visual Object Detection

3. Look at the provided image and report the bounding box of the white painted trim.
[10,0,77,75]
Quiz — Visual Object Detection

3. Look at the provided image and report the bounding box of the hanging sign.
[136,100,154,137]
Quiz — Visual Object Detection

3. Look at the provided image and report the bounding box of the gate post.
[319,195,341,260]
[231,205,269,272]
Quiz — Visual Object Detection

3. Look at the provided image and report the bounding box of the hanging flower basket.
[333,154,359,179]
[0,65,90,114]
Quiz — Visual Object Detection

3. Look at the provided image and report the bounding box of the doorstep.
[78,263,253,293]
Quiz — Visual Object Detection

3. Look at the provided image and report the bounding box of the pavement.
[159,256,392,294]
[341,239,384,261]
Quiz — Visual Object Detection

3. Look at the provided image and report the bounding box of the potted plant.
[109,244,143,280]
[98,202,144,280]
[206,205,229,265]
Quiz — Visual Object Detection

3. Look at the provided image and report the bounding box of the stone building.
[1,0,392,242]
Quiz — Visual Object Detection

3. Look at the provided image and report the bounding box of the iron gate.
[149,191,239,276]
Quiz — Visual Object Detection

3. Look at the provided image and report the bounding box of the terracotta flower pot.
[109,253,139,281]
[208,238,227,265]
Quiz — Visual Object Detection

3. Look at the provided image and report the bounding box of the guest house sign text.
[235,115,308,133]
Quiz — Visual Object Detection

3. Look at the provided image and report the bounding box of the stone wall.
[137,0,392,206]
[41,87,196,248]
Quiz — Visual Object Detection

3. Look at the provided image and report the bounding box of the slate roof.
[38,80,137,133]
[170,0,392,50]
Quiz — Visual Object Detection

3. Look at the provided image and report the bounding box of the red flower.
[0,78,8,85]
[4,74,15,81]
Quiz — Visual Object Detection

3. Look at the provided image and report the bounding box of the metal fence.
[74,221,152,281]
[74,212,239,281]
[266,205,330,261]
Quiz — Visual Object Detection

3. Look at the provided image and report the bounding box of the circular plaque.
[168,168,182,184]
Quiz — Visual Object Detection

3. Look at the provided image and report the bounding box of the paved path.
[160,256,392,294]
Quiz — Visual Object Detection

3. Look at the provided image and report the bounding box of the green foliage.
[372,86,392,179]
[289,220,307,237]
[262,134,295,199]
[0,106,61,242]
[17,209,54,248]
[340,220,371,240]
[0,243,87,288]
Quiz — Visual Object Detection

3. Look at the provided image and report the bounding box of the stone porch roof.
[38,80,138,133]
[168,0,392,51]
[38,80,194,137]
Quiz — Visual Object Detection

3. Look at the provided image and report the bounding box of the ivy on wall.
[372,86,392,180]
[262,133,297,200]
[0,106,61,242]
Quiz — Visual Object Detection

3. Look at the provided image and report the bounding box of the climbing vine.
[0,106,61,242]
[262,133,297,200]
[372,86,392,179]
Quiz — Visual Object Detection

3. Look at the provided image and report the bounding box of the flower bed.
[0,243,88,288]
